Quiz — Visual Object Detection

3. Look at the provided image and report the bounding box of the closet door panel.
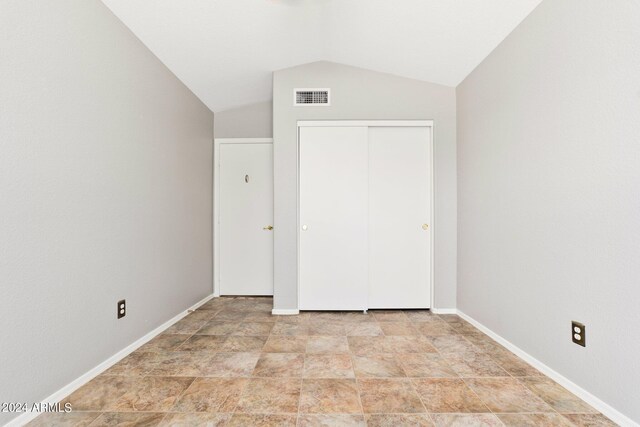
[298,126,369,310]
[368,127,431,308]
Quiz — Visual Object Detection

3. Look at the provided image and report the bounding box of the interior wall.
[0,1,214,424]
[214,101,273,138]
[457,0,640,423]
[273,61,457,311]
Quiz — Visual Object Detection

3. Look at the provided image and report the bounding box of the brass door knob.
[263,225,273,230]
[422,224,429,230]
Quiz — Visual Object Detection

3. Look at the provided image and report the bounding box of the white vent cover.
[294,88,330,106]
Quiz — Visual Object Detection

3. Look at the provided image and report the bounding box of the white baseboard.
[457,310,638,427]
[5,294,214,427]
[272,309,300,315]
[431,308,457,314]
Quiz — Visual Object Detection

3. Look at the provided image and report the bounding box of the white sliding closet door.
[368,127,431,308]
[299,126,369,310]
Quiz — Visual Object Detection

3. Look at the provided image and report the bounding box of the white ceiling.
[101,0,542,112]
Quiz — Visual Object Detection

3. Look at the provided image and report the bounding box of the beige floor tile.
[431,413,502,427]
[109,376,194,412]
[148,352,206,377]
[404,311,441,322]
[271,322,310,336]
[298,414,366,426]
[232,322,274,336]
[348,336,437,355]
[310,312,352,322]
[383,336,438,353]
[152,351,258,377]
[465,377,554,413]
[437,314,463,323]
[353,354,406,378]
[365,414,434,427]
[221,336,268,352]
[396,353,458,378]
[196,321,238,336]
[197,299,228,311]
[159,412,231,426]
[299,379,362,413]
[172,378,247,412]
[461,333,500,350]
[211,311,249,322]
[498,413,574,427]
[176,335,227,352]
[227,414,297,427]
[379,322,420,336]
[61,376,136,411]
[490,351,543,377]
[252,353,304,377]
[235,378,301,413]
[371,311,410,322]
[562,413,618,426]
[306,336,350,353]
[335,312,373,323]
[348,336,387,354]
[427,335,479,355]
[519,376,597,413]
[304,354,355,378]
[414,321,456,336]
[199,352,260,377]
[344,322,384,336]
[164,317,208,334]
[275,312,311,323]
[138,334,189,352]
[358,378,425,413]
[89,412,167,426]
[243,311,277,322]
[412,378,488,413]
[263,336,308,353]
[447,321,481,335]
[308,321,346,336]
[183,309,217,321]
[445,352,509,377]
[27,411,101,427]
[102,351,162,376]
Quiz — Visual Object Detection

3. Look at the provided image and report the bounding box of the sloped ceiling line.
[101,0,542,112]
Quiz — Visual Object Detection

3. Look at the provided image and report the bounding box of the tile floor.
[29,297,616,426]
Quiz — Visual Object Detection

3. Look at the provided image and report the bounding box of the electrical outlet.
[117,300,126,319]
[572,321,585,347]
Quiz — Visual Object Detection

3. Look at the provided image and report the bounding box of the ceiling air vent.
[294,88,330,106]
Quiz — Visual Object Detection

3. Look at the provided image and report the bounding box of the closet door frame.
[296,120,435,310]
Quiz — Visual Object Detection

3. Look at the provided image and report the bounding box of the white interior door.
[368,126,431,308]
[219,143,273,295]
[299,126,369,310]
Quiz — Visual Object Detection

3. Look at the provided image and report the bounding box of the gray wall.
[0,1,214,423]
[273,61,457,311]
[214,101,273,138]
[457,0,640,423]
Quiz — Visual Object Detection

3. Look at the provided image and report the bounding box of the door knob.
[263,225,273,230]
[301,225,308,231]
[422,224,429,230]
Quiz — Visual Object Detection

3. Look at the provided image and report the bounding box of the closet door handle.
[422,224,429,230]
[301,225,308,231]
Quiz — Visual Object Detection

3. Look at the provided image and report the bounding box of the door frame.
[213,138,274,297]
[296,120,435,310]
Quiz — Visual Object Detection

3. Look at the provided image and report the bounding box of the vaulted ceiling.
[101,0,542,112]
